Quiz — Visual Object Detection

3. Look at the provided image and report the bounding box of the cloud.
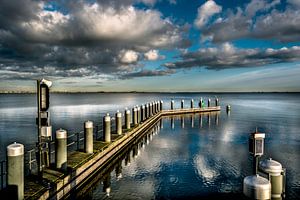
[119,50,139,64]
[0,0,189,81]
[164,43,300,70]
[121,69,175,79]
[201,0,299,43]
[194,0,222,28]
[144,50,165,61]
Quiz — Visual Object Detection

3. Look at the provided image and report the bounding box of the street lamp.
[36,79,52,179]
[249,128,265,174]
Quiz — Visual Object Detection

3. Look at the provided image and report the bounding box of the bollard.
[146,103,149,119]
[155,101,158,114]
[259,158,285,199]
[116,111,122,135]
[181,100,184,109]
[208,98,211,107]
[150,102,153,117]
[55,129,67,171]
[125,108,131,130]
[215,98,219,107]
[226,104,231,111]
[141,105,145,122]
[243,174,271,200]
[133,107,138,125]
[137,106,141,123]
[199,97,203,108]
[191,99,194,108]
[7,142,24,200]
[103,113,111,142]
[84,121,93,154]
[160,100,163,111]
[171,100,174,110]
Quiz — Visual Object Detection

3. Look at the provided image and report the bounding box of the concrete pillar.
[160,100,163,111]
[215,98,219,106]
[116,111,122,135]
[137,106,141,123]
[55,129,67,171]
[84,121,93,154]
[208,98,211,107]
[141,105,145,121]
[125,108,131,130]
[149,102,153,117]
[199,98,203,108]
[191,99,194,108]
[171,100,174,110]
[132,107,138,125]
[181,100,184,109]
[103,113,111,142]
[145,104,149,119]
[7,142,24,200]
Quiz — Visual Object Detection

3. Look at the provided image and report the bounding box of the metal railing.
[0,160,7,190]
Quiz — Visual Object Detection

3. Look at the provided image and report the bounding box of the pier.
[0,98,221,200]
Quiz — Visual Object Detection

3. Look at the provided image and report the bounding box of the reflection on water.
[70,111,299,199]
[1,93,300,199]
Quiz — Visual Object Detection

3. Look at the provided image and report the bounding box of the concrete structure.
[55,129,67,171]
[103,114,111,142]
[116,111,122,135]
[259,158,285,199]
[243,174,271,200]
[125,109,131,130]
[84,121,93,154]
[7,142,24,200]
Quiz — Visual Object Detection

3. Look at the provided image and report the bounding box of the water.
[0,93,299,199]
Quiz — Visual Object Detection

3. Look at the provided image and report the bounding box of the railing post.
[77,132,80,150]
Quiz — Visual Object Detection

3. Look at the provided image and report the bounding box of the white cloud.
[119,50,139,64]
[194,0,222,29]
[144,50,165,61]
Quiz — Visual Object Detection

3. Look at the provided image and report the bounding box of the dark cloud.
[120,69,175,79]
[0,0,190,80]
[201,0,300,43]
[163,43,300,70]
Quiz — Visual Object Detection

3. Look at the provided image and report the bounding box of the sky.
[0,0,300,92]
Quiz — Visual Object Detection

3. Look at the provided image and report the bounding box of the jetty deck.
[23,106,221,200]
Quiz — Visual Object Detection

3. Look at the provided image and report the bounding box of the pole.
[36,80,43,179]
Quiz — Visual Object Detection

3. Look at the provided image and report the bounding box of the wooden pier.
[20,106,221,200]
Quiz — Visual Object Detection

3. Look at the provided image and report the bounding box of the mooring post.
[116,111,122,135]
[199,97,203,108]
[154,101,157,114]
[171,100,174,110]
[191,99,194,108]
[181,100,184,109]
[84,121,93,154]
[208,98,211,107]
[55,129,67,171]
[160,100,163,111]
[141,105,145,122]
[103,113,111,142]
[125,108,131,130]
[215,98,219,107]
[149,102,153,117]
[136,106,140,123]
[7,143,24,200]
[145,103,149,119]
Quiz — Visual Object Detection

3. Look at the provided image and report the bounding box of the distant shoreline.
[1,91,299,94]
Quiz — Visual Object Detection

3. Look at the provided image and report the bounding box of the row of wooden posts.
[4,98,219,200]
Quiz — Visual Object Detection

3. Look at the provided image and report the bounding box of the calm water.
[0,93,299,199]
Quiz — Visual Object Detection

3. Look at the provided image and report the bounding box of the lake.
[0,93,299,199]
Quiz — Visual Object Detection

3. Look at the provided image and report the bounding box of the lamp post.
[36,79,52,180]
[249,128,265,174]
